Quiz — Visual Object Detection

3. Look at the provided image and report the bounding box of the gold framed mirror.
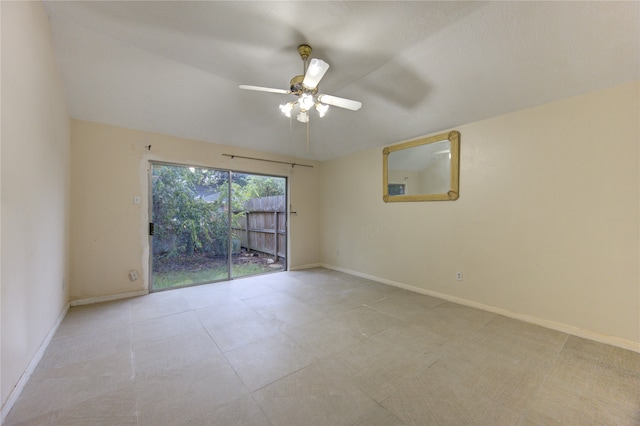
[383,130,460,202]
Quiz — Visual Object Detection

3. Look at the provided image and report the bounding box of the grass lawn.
[152,262,281,290]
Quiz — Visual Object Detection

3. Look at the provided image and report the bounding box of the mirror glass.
[383,131,459,202]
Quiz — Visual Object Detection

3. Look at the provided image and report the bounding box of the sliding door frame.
[148,160,288,292]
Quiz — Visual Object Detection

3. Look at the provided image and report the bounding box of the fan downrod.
[291,44,317,95]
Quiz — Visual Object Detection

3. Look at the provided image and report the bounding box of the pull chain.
[289,114,293,145]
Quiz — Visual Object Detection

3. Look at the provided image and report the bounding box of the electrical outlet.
[129,270,139,281]
[456,272,463,281]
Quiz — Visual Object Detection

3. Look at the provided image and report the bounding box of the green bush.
[152,166,285,260]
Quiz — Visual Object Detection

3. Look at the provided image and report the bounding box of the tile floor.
[5,268,640,425]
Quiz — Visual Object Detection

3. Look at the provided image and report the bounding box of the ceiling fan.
[239,44,362,124]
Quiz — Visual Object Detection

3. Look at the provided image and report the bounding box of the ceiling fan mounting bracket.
[297,44,312,61]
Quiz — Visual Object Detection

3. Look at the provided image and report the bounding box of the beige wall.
[1,1,71,409]
[320,81,639,347]
[70,121,321,300]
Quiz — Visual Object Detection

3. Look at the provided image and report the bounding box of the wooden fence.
[232,195,286,260]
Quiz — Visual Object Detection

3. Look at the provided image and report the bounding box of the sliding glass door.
[230,172,287,279]
[150,163,286,291]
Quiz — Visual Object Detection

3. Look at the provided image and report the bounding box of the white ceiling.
[43,1,639,161]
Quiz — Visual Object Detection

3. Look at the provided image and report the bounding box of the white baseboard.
[1,302,70,423]
[70,289,148,306]
[321,264,640,353]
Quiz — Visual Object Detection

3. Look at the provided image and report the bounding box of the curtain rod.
[222,154,313,168]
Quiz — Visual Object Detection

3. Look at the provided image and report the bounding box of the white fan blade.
[317,94,362,111]
[239,85,290,94]
[302,58,330,90]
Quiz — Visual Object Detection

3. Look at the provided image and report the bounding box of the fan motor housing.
[290,75,304,94]
[290,75,318,95]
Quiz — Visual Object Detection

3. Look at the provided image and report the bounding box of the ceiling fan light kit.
[240,44,362,125]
